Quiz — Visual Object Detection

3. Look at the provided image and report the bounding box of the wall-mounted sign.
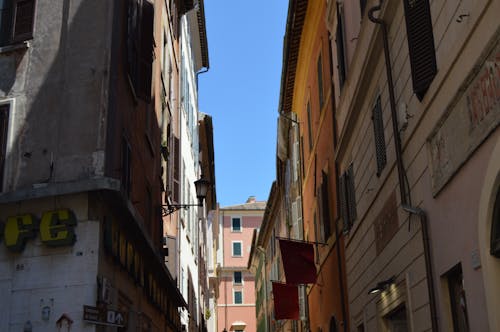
[0,209,77,252]
[83,305,125,328]
[428,40,500,194]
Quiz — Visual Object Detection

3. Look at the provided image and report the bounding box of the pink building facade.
[216,197,265,332]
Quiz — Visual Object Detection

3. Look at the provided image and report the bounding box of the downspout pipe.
[368,4,439,332]
[256,247,269,332]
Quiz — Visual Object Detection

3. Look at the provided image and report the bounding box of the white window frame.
[232,241,243,257]
[233,271,243,285]
[231,217,242,232]
[233,289,243,304]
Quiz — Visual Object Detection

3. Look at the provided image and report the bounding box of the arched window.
[329,316,338,332]
[491,187,500,258]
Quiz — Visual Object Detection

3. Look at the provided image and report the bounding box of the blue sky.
[199,1,289,207]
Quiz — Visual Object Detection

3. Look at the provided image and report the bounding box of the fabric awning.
[230,321,246,330]
[272,282,299,320]
[279,238,317,284]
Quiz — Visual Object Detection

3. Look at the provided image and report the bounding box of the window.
[307,102,313,151]
[0,0,35,47]
[359,0,367,16]
[232,241,242,257]
[318,171,331,241]
[372,95,387,176]
[317,54,324,110]
[446,264,470,332]
[231,217,241,232]
[329,316,338,332]
[403,0,437,101]
[127,0,154,102]
[490,187,500,257]
[121,137,132,197]
[339,164,356,231]
[172,136,180,203]
[234,290,243,304]
[0,104,9,189]
[384,305,409,332]
[336,2,347,89]
[233,271,242,284]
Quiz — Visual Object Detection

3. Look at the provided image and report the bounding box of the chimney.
[246,196,256,203]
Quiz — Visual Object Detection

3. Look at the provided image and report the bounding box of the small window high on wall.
[490,187,500,257]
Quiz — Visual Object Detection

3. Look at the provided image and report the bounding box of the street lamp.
[368,276,396,294]
[163,178,211,216]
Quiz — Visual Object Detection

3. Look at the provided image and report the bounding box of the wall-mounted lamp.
[368,276,396,294]
[163,178,210,216]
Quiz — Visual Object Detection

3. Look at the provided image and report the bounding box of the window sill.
[0,41,30,54]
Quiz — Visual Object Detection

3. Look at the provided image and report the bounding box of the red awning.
[279,238,317,284]
[272,282,299,320]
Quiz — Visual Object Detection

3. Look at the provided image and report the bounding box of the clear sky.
[199,1,289,207]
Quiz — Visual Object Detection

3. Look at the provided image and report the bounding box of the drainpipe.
[257,247,269,332]
[328,31,348,332]
[368,4,439,332]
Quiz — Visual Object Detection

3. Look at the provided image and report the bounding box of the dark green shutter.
[403,0,437,101]
[346,164,356,223]
[339,174,349,231]
[372,96,387,175]
[336,2,346,89]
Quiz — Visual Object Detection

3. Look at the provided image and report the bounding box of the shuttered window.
[307,102,313,151]
[372,96,387,176]
[0,0,35,46]
[0,104,9,190]
[403,0,437,101]
[359,0,367,16]
[336,2,346,89]
[319,171,332,240]
[339,164,356,231]
[317,54,324,110]
[121,138,132,197]
[172,136,180,203]
[490,188,500,258]
[138,0,154,101]
[12,0,35,42]
[128,0,154,102]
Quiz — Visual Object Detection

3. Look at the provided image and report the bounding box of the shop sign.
[428,40,500,194]
[0,209,77,252]
[83,305,125,327]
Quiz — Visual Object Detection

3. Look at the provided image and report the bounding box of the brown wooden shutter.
[11,0,35,43]
[403,0,437,101]
[372,96,386,176]
[0,105,9,189]
[336,2,346,89]
[138,0,154,102]
[321,171,331,240]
